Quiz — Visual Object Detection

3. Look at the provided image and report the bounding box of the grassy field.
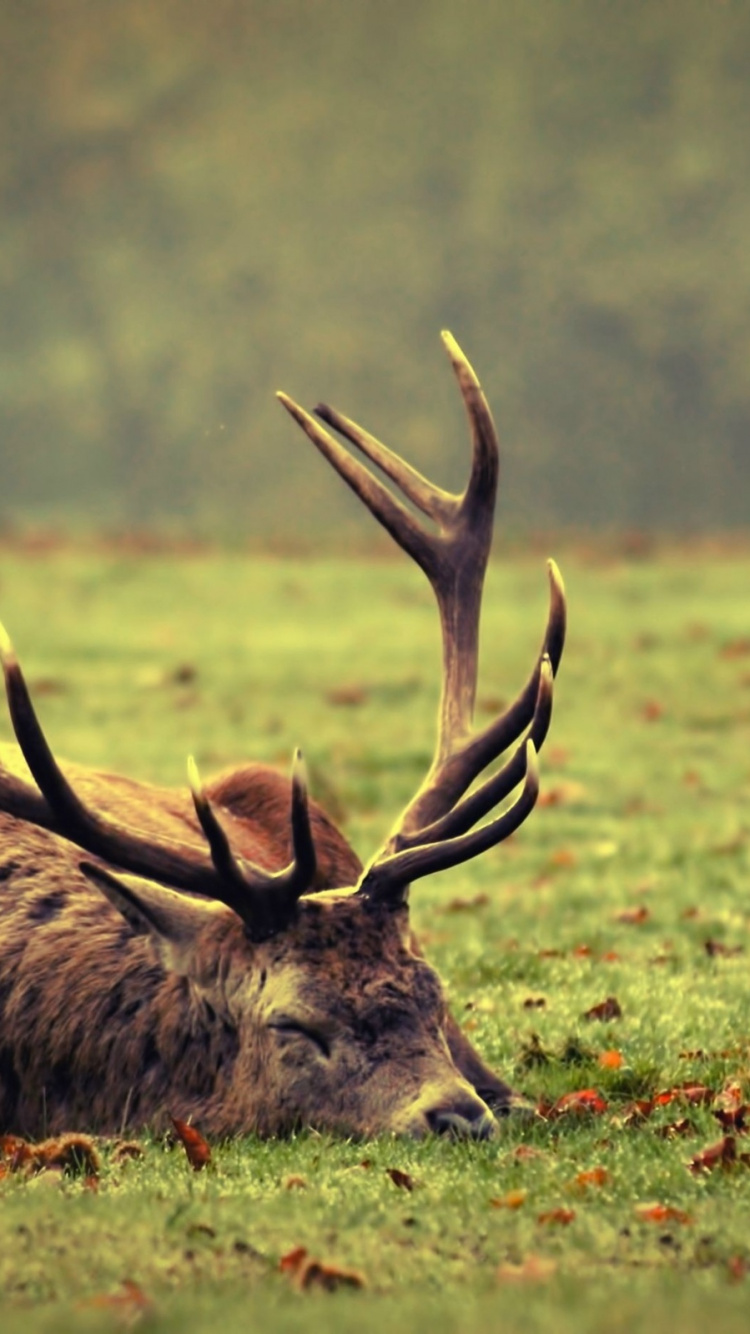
[0,541,749,1332]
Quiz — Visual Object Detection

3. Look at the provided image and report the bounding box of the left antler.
[0,625,316,941]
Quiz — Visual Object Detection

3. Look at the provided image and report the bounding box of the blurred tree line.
[0,0,748,538]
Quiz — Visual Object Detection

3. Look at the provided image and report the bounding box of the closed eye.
[268,1019,331,1060]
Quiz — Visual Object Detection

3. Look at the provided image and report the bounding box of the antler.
[0,625,316,942]
[278,332,566,902]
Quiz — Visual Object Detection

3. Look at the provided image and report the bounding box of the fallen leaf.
[616,905,650,925]
[170,1117,211,1171]
[719,638,750,659]
[570,1167,609,1191]
[82,1279,152,1319]
[445,893,490,912]
[283,1175,307,1190]
[295,1259,366,1292]
[598,1050,624,1070]
[537,1207,576,1225]
[325,684,369,707]
[705,939,744,958]
[571,944,593,958]
[512,1145,547,1162]
[635,1202,693,1225]
[496,1255,557,1283]
[110,1140,146,1165]
[688,1134,740,1173]
[280,1246,309,1274]
[549,847,577,868]
[640,700,664,722]
[655,1118,697,1139]
[601,951,622,963]
[279,1246,365,1291]
[386,1168,415,1191]
[0,1133,100,1178]
[546,1089,608,1119]
[582,996,623,1022]
[490,1189,527,1210]
[728,1256,750,1282]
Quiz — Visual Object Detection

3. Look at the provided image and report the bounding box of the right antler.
[278,332,566,904]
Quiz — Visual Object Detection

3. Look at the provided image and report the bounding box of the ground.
[0,539,749,1332]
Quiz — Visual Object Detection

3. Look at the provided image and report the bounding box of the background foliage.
[1,0,749,537]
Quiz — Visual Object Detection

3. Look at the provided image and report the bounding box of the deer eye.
[268,1018,331,1060]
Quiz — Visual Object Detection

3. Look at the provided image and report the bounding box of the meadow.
[0,540,749,1333]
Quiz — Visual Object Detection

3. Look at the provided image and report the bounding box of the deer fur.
[0,749,512,1139]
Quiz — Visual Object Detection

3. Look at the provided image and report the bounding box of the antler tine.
[0,622,315,940]
[397,656,554,850]
[276,393,439,580]
[358,741,540,902]
[188,750,317,938]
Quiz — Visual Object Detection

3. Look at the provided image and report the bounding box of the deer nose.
[425,1096,497,1140]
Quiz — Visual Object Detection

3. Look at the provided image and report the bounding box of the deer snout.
[397,1084,498,1140]
[425,1095,497,1141]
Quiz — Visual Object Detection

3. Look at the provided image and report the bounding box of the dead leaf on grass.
[279,1247,366,1291]
[170,1117,211,1171]
[616,905,650,925]
[569,1167,609,1192]
[496,1255,557,1283]
[444,892,489,913]
[582,996,623,1022]
[386,1167,416,1191]
[490,1189,527,1210]
[537,1207,576,1225]
[545,1089,608,1119]
[688,1134,749,1173]
[705,939,744,958]
[634,1202,693,1225]
[598,1049,624,1070]
[0,1132,100,1178]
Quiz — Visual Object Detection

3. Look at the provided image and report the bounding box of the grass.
[0,541,749,1331]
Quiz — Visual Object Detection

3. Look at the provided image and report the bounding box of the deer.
[0,333,565,1142]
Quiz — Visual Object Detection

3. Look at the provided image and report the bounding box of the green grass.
[1,543,750,1331]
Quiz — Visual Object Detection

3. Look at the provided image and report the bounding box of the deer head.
[0,334,565,1139]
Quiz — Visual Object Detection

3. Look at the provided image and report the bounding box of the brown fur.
[0,749,514,1138]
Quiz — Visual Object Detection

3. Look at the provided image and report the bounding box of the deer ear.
[79,861,228,976]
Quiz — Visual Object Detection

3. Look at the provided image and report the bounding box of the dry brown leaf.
[705,939,744,958]
[490,1189,527,1210]
[170,1117,211,1171]
[444,892,490,913]
[111,1140,145,1165]
[569,1167,609,1191]
[81,1279,152,1322]
[582,996,623,1022]
[688,1134,744,1173]
[616,905,650,925]
[279,1246,365,1291]
[598,1049,624,1069]
[719,638,750,659]
[325,684,369,707]
[283,1175,308,1190]
[0,1132,100,1178]
[635,1202,693,1224]
[537,1207,576,1225]
[386,1167,416,1191]
[640,700,665,722]
[496,1255,557,1283]
[545,1089,608,1119]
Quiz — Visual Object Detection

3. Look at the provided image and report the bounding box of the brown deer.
[0,333,565,1141]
